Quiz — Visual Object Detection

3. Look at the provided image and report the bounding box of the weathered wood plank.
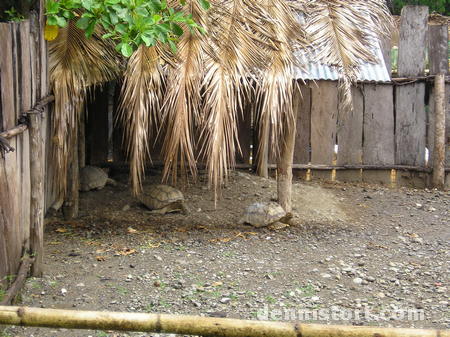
[0,22,21,279]
[397,6,428,77]
[395,83,426,166]
[363,84,395,165]
[337,86,364,165]
[310,81,338,165]
[293,83,311,164]
[428,25,449,75]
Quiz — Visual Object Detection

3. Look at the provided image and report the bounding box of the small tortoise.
[240,202,292,228]
[79,166,114,192]
[138,184,188,215]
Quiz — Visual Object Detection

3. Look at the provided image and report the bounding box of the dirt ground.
[4,170,450,337]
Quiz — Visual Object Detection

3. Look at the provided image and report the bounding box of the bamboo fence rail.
[0,306,449,337]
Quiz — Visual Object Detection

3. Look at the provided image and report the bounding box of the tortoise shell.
[241,202,287,227]
[80,166,108,192]
[138,184,185,211]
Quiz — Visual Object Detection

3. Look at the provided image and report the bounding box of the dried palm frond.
[304,0,393,111]
[118,45,164,195]
[256,0,308,172]
[161,0,209,184]
[199,0,286,196]
[49,21,120,196]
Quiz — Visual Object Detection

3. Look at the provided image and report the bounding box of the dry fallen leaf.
[55,228,68,233]
[96,256,107,261]
[116,248,137,256]
[127,227,138,234]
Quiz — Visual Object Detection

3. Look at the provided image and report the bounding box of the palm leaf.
[304,0,393,110]
[161,0,209,184]
[118,45,164,195]
[256,0,308,172]
[49,21,120,196]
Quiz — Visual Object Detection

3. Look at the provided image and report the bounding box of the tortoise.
[79,166,115,192]
[138,184,188,215]
[240,202,292,228]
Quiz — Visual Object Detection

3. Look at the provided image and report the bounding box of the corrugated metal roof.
[293,39,391,82]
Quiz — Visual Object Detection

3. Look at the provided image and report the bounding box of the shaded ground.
[4,170,450,337]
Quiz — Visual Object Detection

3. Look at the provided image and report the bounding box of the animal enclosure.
[87,8,450,188]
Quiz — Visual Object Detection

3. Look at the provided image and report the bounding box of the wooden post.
[428,24,448,189]
[276,86,300,212]
[432,74,446,188]
[29,112,44,276]
[62,126,79,220]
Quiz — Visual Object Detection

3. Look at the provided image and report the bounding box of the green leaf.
[152,14,162,23]
[81,0,94,11]
[198,0,210,10]
[115,23,127,34]
[85,20,96,37]
[46,15,58,26]
[55,16,68,27]
[121,43,133,57]
[168,40,177,53]
[76,17,90,29]
[141,34,155,46]
[171,23,183,37]
[46,1,60,14]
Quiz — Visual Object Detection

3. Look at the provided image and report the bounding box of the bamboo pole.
[431,75,446,189]
[62,124,80,220]
[0,306,449,337]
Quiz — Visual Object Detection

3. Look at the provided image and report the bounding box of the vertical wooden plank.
[310,81,338,165]
[395,6,428,167]
[337,86,364,165]
[363,84,395,165]
[0,22,20,279]
[397,6,428,77]
[428,25,449,76]
[395,83,427,166]
[293,83,311,164]
[236,103,252,165]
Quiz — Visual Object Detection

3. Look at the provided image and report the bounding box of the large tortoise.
[240,202,292,228]
[138,184,188,215]
[79,166,114,192]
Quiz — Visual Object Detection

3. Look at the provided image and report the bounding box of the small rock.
[61,288,67,295]
[220,297,231,304]
[353,277,363,285]
[122,204,131,211]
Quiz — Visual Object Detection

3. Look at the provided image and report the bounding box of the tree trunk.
[29,113,44,276]
[276,88,300,212]
[432,73,446,189]
[62,127,79,220]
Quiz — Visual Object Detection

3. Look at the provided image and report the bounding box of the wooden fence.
[0,3,49,298]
